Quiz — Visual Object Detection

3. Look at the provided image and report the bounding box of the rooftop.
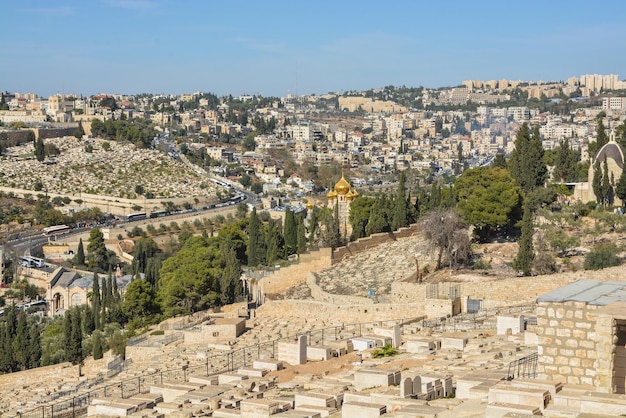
[537,280,626,306]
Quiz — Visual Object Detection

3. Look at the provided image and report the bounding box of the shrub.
[584,242,621,270]
[372,344,398,358]
[472,258,492,270]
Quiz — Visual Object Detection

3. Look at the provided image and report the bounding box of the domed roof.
[595,140,624,169]
[306,200,314,209]
[352,188,359,198]
[345,189,355,200]
[326,190,337,199]
[334,172,351,195]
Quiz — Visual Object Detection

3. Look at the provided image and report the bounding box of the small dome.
[334,173,351,195]
[345,189,355,200]
[352,188,359,198]
[306,201,314,209]
[326,190,337,199]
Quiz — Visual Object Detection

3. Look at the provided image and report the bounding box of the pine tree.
[553,138,579,182]
[392,172,409,231]
[589,119,608,158]
[265,219,280,266]
[75,238,85,266]
[512,203,534,276]
[283,208,297,256]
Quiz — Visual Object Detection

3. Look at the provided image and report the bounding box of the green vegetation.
[584,242,621,270]
[372,344,398,358]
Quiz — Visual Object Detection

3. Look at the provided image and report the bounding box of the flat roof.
[537,280,626,306]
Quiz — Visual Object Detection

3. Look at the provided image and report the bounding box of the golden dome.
[352,188,359,198]
[306,201,314,209]
[345,189,355,200]
[334,172,351,195]
[326,190,337,199]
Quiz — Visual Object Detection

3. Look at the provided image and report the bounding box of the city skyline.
[2,0,626,98]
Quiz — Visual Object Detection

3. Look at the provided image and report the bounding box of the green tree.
[92,272,101,330]
[349,196,375,240]
[615,168,626,207]
[246,208,264,267]
[92,330,104,360]
[296,214,307,254]
[34,136,45,162]
[12,310,29,370]
[588,119,608,158]
[74,238,85,266]
[219,241,242,304]
[87,228,110,272]
[512,202,534,276]
[283,208,297,256]
[27,322,41,369]
[552,138,580,182]
[600,158,613,206]
[584,242,621,270]
[64,308,84,365]
[592,160,603,205]
[392,172,409,231]
[122,279,158,321]
[366,196,391,236]
[75,120,85,139]
[508,124,547,193]
[265,218,283,265]
[455,166,522,242]
[158,237,224,315]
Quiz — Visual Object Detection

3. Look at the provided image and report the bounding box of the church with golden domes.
[327,171,359,237]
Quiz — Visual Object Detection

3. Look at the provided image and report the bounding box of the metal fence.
[419,303,537,333]
[507,352,539,380]
[14,317,421,418]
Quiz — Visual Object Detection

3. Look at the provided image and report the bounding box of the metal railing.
[14,316,422,418]
[507,352,538,380]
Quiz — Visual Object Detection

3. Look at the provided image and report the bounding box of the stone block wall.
[260,248,332,298]
[307,272,374,305]
[331,224,421,264]
[536,301,599,387]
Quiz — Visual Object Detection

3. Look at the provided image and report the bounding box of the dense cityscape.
[1,71,626,417]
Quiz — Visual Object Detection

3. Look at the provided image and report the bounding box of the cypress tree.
[600,159,613,207]
[12,310,28,370]
[366,196,390,236]
[296,214,307,254]
[512,202,534,276]
[70,308,84,364]
[34,136,45,162]
[615,168,626,207]
[220,242,242,304]
[265,219,280,266]
[92,330,103,360]
[100,275,108,325]
[27,322,41,369]
[509,124,547,194]
[92,272,101,330]
[246,208,261,267]
[392,172,408,231]
[283,208,297,256]
[75,238,85,266]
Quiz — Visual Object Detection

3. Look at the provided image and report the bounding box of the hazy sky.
[2,0,625,98]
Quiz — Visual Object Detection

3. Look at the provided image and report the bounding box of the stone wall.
[391,270,596,310]
[260,248,332,299]
[331,223,422,265]
[256,299,424,324]
[536,301,599,387]
[306,272,374,305]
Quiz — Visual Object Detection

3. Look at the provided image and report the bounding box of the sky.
[2,0,626,98]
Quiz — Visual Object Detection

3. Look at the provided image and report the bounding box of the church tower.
[327,171,359,237]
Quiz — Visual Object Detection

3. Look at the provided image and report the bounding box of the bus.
[149,210,168,218]
[125,212,147,222]
[42,224,71,237]
[19,256,45,268]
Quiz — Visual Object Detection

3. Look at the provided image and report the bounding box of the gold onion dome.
[326,189,337,199]
[346,189,355,200]
[306,201,314,209]
[352,188,359,198]
[334,173,351,195]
